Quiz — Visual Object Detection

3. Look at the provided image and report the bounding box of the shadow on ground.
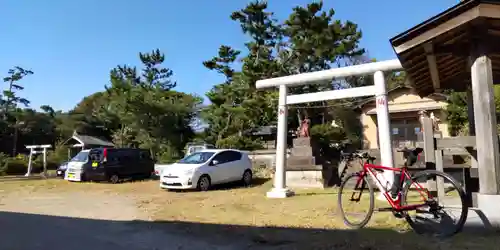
[0,211,498,250]
[294,191,337,197]
[209,176,270,190]
[166,177,271,193]
[0,174,59,182]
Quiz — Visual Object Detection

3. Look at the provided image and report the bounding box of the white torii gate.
[25,144,52,177]
[255,59,404,198]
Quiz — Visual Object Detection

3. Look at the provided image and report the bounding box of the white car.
[159,149,253,191]
[154,163,171,177]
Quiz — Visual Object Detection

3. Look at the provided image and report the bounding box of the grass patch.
[149,182,405,230]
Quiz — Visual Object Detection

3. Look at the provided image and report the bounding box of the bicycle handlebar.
[341,151,375,160]
[396,147,424,157]
[342,148,423,160]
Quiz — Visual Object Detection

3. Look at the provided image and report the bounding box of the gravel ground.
[0,190,251,250]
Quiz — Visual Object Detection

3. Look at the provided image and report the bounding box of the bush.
[156,152,181,164]
[155,144,182,164]
[47,143,69,165]
[216,135,264,151]
[4,158,32,175]
[0,153,8,176]
[310,124,346,148]
[252,163,274,179]
[0,155,60,176]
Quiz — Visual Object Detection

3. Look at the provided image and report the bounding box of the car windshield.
[70,151,89,162]
[178,152,214,164]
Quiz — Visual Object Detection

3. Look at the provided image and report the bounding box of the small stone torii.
[25,144,52,177]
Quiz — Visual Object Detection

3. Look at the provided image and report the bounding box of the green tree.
[106,65,140,147]
[387,71,407,89]
[202,45,240,83]
[202,46,250,144]
[139,49,177,90]
[40,105,55,117]
[445,86,500,136]
[0,67,35,157]
[105,49,201,161]
[283,1,364,126]
[201,1,283,149]
[445,90,468,136]
[231,0,283,129]
[2,66,33,120]
[52,92,115,142]
[201,0,368,150]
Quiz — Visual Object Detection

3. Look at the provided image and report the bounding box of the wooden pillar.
[466,88,478,168]
[422,117,435,165]
[435,149,445,200]
[470,45,500,195]
[422,117,438,195]
[465,87,478,206]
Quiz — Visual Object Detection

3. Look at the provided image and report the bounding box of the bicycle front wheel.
[338,172,374,229]
[401,170,468,237]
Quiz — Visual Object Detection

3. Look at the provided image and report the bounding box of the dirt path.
[0,191,143,220]
[0,190,251,250]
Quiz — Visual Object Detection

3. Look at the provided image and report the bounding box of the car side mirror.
[211,160,219,166]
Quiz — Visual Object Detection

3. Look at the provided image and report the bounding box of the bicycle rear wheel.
[400,170,468,237]
[338,173,374,228]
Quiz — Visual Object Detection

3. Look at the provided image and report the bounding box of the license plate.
[67,174,74,178]
[92,162,98,167]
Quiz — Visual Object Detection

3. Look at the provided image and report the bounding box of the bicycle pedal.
[415,209,432,214]
[393,212,404,218]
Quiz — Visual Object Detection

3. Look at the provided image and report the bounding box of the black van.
[83,148,154,183]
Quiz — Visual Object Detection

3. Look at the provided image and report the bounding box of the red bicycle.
[337,149,468,237]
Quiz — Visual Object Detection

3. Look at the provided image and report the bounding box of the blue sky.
[1,0,459,111]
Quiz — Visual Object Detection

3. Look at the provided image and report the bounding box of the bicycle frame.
[354,159,434,211]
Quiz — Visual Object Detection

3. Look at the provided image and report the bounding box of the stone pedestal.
[463,194,500,231]
[286,137,324,188]
[266,188,295,198]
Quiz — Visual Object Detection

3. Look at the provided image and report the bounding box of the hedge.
[0,157,60,176]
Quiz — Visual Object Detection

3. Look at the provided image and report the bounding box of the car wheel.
[81,173,88,182]
[109,174,120,184]
[242,170,253,187]
[197,175,211,191]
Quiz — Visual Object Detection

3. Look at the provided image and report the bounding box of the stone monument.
[286,118,324,188]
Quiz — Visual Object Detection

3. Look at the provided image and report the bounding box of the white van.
[64,149,90,182]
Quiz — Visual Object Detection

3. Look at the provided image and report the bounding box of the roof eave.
[390,0,482,47]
